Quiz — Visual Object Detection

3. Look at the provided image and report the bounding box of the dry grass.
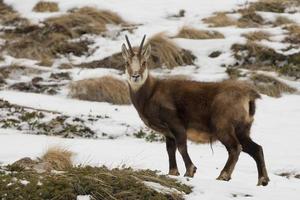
[202,12,236,27]
[274,16,295,26]
[231,41,285,65]
[1,6,127,66]
[147,33,195,68]
[250,73,296,97]
[69,76,131,105]
[78,33,196,70]
[33,1,59,12]
[237,9,265,28]
[242,31,271,41]
[41,147,74,171]
[283,24,300,44]
[0,0,28,26]
[175,26,224,39]
[249,0,300,13]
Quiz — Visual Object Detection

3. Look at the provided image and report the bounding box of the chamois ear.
[121,44,130,60]
[142,44,151,60]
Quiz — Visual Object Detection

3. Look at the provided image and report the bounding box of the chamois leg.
[216,126,242,181]
[175,133,197,177]
[239,136,270,186]
[166,137,179,176]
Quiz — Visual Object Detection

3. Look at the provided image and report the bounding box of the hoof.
[216,171,231,181]
[184,165,197,177]
[257,176,270,186]
[169,169,180,176]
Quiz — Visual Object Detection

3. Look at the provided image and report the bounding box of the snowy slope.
[0,0,300,199]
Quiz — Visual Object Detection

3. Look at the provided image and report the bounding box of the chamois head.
[121,35,151,90]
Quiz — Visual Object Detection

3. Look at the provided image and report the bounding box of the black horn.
[138,35,146,56]
[125,35,134,55]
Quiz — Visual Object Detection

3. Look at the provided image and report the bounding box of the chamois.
[121,35,270,186]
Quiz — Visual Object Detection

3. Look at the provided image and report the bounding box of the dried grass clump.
[78,33,196,70]
[237,9,265,28]
[175,26,224,39]
[231,41,285,66]
[202,12,236,27]
[1,6,127,66]
[249,0,300,13]
[274,16,295,26]
[69,76,130,105]
[4,163,191,200]
[41,147,74,171]
[33,1,59,12]
[0,0,29,26]
[283,25,300,44]
[147,33,195,68]
[242,31,271,41]
[250,73,296,97]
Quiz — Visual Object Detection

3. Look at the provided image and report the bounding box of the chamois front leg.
[169,124,197,177]
[166,137,179,176]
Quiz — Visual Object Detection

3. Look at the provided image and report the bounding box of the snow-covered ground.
[1,0,300,199]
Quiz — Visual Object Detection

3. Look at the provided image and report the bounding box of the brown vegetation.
[0,0,28,26]
[284,24,300,44]
[242,31,271,41]
[147,33,195,68]
[0,6,127,66]
[237,9,265,28]
[249,0,300,13]
[202,12,236,27]
[175,26,224,39]
[69,76,131,105]
[250,73,296,97]
[78,33,196,70]
[33,1,59,12]
[40,147,74,171]
[274,16,294,26]
[231,41,285,66]
[4,162,191,200]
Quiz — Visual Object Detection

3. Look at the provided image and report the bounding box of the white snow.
[1,0,300,199]
[77,195,91,200]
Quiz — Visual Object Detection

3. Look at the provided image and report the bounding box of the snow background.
[0,0,300,199]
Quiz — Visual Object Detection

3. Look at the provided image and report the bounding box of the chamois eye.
[142,61,146,67]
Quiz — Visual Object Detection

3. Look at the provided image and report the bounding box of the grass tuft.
[1,163,192,200]
[250,73,296,97]
[147,33,195,69]
[237,9,265,28]
[77,33,196,70]
[175,26,224,39]
[242,31,271,41]
[41,147,74,171]
[274,16,295,26]
[33,1,59,12]
[202,12,236,27]
[69,76,131,105]
[0,6,127,66]
[0,0,29,26]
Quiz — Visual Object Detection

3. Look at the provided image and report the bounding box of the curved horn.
[138,35,146,56]
[125,35,134,55]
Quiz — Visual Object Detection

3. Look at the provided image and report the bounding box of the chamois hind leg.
[166,137,179,176]
[216,125,242,181]
[238,134,270,186]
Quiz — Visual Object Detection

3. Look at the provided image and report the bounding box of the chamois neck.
[129,74,156,107]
